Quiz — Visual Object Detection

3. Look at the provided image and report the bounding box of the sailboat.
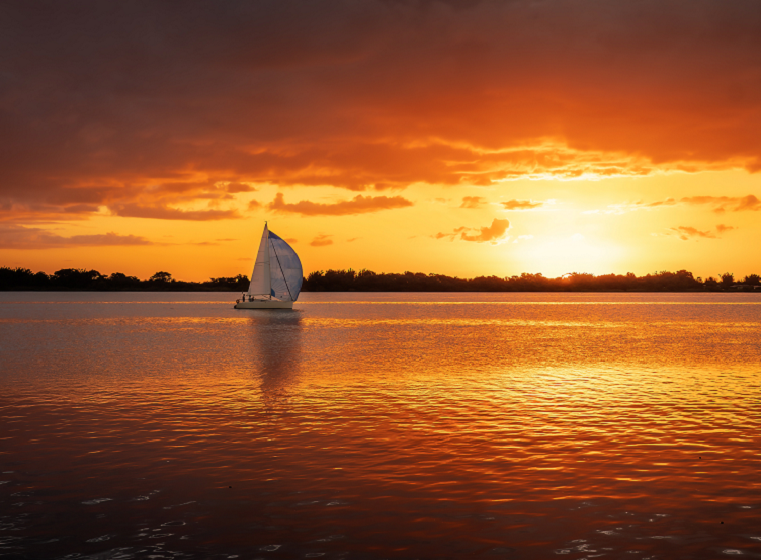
[234,223,303,309]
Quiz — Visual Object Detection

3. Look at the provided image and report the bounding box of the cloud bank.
[3,1,761,222]
[267,193,413,216]
[0,224,153,249]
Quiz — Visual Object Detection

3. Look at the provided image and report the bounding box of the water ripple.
[1,292,760,558]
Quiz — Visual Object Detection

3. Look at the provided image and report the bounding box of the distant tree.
[743,274,761,286]
[107,272,141,289]
[52,268,104,289]
[209,276,234,284]
[233,274,248,290]
[0,267,44,289]
[565,272,595,290]
[660,269,701,291]
[149,271,173,283]
[33,271,49,285]
[719,272,735,288]
[208,274,249,290]
[109,272,140,282]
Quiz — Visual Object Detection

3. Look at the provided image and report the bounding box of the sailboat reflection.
[247,311,304,408]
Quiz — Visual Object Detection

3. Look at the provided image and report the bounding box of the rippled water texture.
[1,292,761,559]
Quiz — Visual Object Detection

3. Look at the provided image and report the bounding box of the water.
[1,292,760,559]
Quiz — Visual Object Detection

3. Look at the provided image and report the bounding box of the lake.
[1,292,760,559]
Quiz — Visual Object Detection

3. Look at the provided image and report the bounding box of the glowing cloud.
[460,196,486,209]
[667,224,737,241]
[0,224,153,250]
[670,226,716,241]
[109,204,240,221]
[618,195,761,214]
[310,234,333,247]
[436,219,511,244]
[501,200,544,210]
[267,193,413,216]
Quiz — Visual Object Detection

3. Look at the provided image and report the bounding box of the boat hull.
[234,299,293,309]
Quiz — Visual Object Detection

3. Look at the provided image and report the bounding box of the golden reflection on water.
[251,312,304,408]
[0,293,760,559]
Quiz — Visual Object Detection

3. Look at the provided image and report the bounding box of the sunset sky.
[2,1,761,281]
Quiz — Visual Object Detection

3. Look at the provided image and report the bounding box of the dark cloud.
[501,199,543,210]
[0,224,153,249]
[266,192,413,216]
[3,1,761,221]
[435,218,510,243]
[310,234,333,247]
[225,182,257,193]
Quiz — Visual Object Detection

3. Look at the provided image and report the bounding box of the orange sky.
[2,1,761,281]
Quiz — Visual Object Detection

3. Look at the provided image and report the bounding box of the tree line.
[2,266,760,292]
[302,269,761,292]
[0,267,249,291]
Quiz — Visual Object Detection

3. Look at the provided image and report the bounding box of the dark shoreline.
[2,266,759,293]
[0,288,752,293]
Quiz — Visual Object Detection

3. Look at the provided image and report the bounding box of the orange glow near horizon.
[4,168,761,282]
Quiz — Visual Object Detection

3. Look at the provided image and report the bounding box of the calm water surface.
[1,292,760,559]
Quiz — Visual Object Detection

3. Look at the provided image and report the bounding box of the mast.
[247,223,271,297]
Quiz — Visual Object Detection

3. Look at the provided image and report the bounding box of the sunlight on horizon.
[509,234,628,277]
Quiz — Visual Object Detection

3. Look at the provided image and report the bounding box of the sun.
[511,234,627,277]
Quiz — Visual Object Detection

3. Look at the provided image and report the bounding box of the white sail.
[247,225,271,296]
[268,231,303,301]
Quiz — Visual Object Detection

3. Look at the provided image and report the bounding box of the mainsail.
[246,225,303,301]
